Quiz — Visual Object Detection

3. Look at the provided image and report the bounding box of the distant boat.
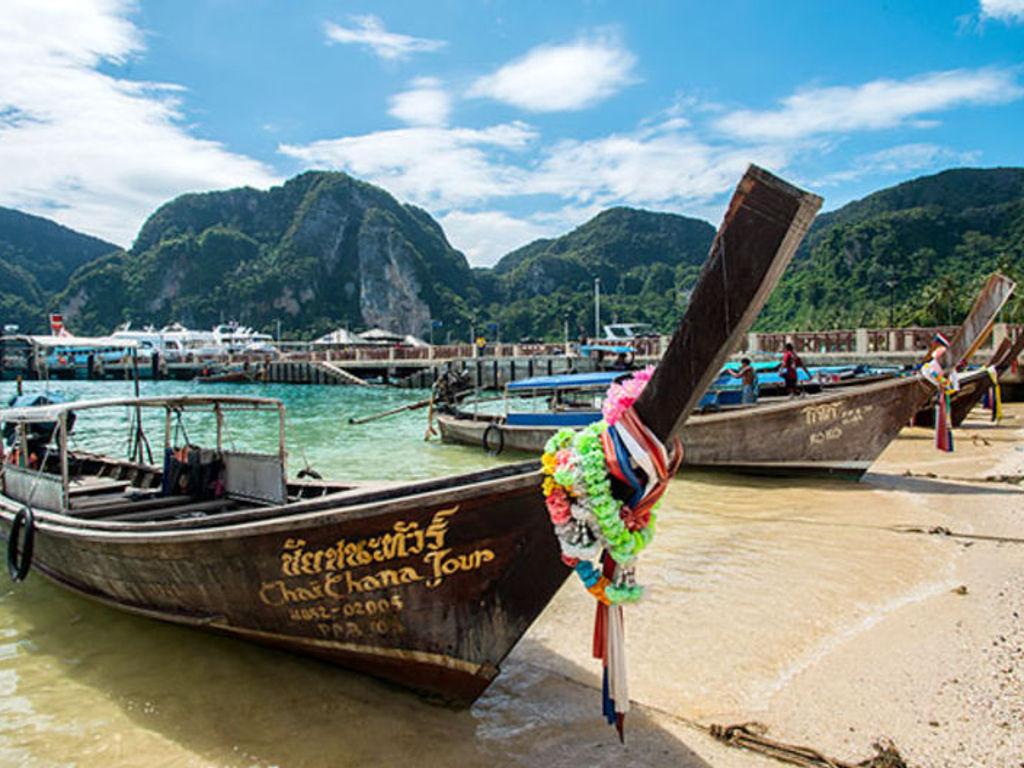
[913,332,1024,428]
[438,274,1015,480]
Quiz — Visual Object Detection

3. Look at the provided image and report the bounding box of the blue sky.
[1,0,1022,265]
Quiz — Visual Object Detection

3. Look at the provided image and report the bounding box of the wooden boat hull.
[0,466,566,705]
[679,378,927,479]
[949,371,994,426]
[196,371,257,384]
[440,376,930,480]
[438,413,552,454]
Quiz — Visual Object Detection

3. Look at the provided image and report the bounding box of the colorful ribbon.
[985,366,1003,422]
[540,368,683,740]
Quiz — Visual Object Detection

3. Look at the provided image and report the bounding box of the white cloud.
[980,0,1024,23]
[528,120,794,211]
[278,114,800,264]
[0,0,277,246]
[466,32,637,112]
[813,143,981,186]
[388,78,451,126]
[715,68,1023,141]
[440,210,561,267]
[279,123,536,210]
[323,15,446,61]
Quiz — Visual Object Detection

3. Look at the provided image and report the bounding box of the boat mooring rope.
[530,662,910,767]
[703,722,908,768]
[890,524,1024,545]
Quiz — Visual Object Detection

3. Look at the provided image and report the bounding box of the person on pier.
[728,357,759,404]
[780,342,811,397]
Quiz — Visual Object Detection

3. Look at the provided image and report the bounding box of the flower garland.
[539,365,680,740]
[541,365,664,604]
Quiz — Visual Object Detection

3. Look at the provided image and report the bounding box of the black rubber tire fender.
[7,506,34,582]
[482,423,505,456]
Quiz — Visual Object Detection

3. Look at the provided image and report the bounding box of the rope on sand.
[890,524,1024,545]
[532,663,912,767]
[705,722,908,768]
[900,469,1024,485]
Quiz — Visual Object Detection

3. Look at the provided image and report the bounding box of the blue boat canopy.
[579,344,634,355]
[507,370,624,391]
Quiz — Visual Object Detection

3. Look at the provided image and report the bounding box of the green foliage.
[55,172,476,336]
[758,168,1024,330]
[473,207,715,340]
[0,206,118,332]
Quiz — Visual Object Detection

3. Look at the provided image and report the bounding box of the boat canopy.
[0,394,282,424]
[507,370,624,392]
[579,344,634,356]
[1,334,139,349]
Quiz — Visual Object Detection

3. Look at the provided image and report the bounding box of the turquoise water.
[0,379,513,481]
[0,378,962,767]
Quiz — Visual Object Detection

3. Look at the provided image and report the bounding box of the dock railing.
[745,323,1020,356]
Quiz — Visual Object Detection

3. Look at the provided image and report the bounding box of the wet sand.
[1,398,1022,767]
[502,402,1024,767]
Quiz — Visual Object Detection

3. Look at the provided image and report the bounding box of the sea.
[0,380,957,767]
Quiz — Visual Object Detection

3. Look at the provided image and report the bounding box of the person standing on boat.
[728,357,759,404]
[780,342,811,396]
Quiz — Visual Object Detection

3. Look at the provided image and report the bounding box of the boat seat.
[68,478,131,497]
[69,493,190,519]
[104,498,232,522]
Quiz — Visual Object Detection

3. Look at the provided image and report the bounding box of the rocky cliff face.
[56,172,473,336]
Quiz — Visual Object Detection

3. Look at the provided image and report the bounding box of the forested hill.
[475,207,716,340]
[2,166,1022,339]
[757,167,1024,330]
[0,206,118,332]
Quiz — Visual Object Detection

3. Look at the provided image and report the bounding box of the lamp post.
[593,277,601,338]
[886,275,897,327]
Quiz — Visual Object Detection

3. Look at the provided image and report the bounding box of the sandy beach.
[502,402,1024,768]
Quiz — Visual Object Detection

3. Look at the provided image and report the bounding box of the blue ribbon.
[607,425,645,508]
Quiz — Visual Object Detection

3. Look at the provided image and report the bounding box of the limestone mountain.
[56,172,476,337]
[0,206,118,332]
[11,166,1024,342]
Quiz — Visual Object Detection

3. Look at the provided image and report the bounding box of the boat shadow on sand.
[0,578,713,768]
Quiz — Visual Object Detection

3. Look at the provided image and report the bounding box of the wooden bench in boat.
[70,493,190,518]
[68,478,131,497]
[104,498,233,523]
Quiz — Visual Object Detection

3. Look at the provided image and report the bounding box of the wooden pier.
[3,323,1021,391]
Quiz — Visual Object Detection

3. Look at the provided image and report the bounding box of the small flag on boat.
[935,391,954,452]
[985,367,1003,422]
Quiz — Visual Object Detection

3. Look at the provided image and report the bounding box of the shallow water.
[0,380,963,766]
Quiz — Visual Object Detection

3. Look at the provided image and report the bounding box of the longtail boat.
[0,166,821,705]
[680,273,1014,477]
[947,333,1024,426]
[438,273,1016,479]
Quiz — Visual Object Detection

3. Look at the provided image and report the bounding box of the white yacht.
[212,323,278,355]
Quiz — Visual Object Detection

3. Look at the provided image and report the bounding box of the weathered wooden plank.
[634,166,822,443]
